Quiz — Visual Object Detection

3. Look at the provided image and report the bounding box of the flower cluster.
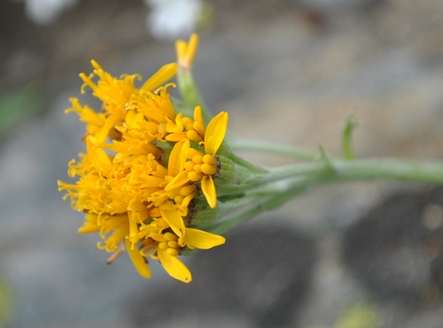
[58,35,227,283]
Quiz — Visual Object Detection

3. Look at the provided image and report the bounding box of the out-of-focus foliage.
[0,278,12,326]
[311,302,382,328]
[335,303,381,328]
[0,84,42,136]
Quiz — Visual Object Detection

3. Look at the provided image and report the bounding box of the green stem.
[229,137,320,161]
[207,158,443,234]
[265,159,443,187]
[176,68,212,124]
[218,158,443,196]
[187,156,443,259]
[301,159,443,184]
[204,183,309,235]
[219,142,269,174]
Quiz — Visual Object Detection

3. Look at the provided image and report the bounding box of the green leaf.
[341,114,358,160]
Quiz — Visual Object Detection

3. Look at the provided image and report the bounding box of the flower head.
[58,53,227,283]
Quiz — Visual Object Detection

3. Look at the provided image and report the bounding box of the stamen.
[106,243,125,265]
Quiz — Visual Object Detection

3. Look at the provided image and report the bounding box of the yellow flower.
[65,98,106,137]
[76,60,177,145]
[196,111,229,208]
[176,33,199,70]
[126,239,152,279]
[138,224,226,283]
[165,105,206,142]
[58,54,227,283]
[148,139,196,235]
[166,109,229,208]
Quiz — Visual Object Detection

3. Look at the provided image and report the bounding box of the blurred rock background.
[1,0,443,327]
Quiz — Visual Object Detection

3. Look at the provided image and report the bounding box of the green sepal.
[186,197,221,226]
[180,246,197,256]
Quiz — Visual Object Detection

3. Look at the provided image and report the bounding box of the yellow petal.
[127,211,140,242]
[159,205,185,237]
[125,109,142,128]
[125,239,151,279]
[141,63,178,91]
[165,170,190,192]
[95,112,123,145]
[78,213,101,233]
[168,139,190,177]
[165,132,188,142]
[201,175,217,209]
[105,224,129,251]
[166,112,183,133]
[67,98,105,127]
[101,214,129,233]
[78,224,101,234]
[185,228,225,249]
[186,33,199,68]
[176,40,187,67]
[204,112,228,156]
[158,249,192,283]
[79,72,97,94]
[193,106,205,136]
[176,33,199,70]
[194,105,204,124]
[91,59,103,71]
[86,137,112,168]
